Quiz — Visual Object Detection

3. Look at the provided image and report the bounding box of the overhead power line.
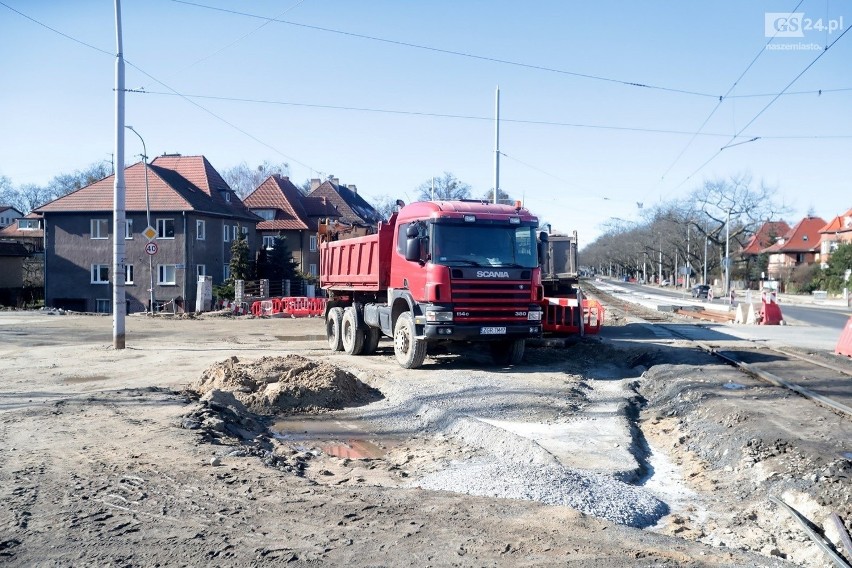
[669,22,852,192]
[0,1,322,176]
[172,0,721,99]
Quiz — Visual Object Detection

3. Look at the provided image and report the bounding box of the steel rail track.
[584,282,852,420]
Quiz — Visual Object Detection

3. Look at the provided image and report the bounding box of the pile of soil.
[190,354,382,415]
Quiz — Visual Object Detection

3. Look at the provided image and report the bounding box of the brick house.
[818,208,852,267]
[739,220,790,282]
[761,216,826,280]
[35,155,260,313]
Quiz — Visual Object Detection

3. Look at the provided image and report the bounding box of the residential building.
[35,155,260,313]
[242,174,338,288]
[0,205,23,229]
[0,241,29,306]
[761,216,827,280]
[244,175,382,293]
[0,212,45,253]
[739,220,790,282]
[818,208,852,267]
[307,177,384,230]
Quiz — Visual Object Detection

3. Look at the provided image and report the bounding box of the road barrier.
[835,316,852,357]
[760,291,783,325]
[540,297,604,336]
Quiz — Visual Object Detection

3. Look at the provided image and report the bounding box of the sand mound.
[191,354,381,414]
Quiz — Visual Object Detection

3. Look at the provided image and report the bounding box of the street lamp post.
[125,125,155,314]
[724,207,731,296]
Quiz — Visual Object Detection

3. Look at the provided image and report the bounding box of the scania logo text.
[476,270,510,278]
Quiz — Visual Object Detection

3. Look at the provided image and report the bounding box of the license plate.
[480,326,506,335]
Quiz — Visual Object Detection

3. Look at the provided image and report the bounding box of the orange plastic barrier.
[278,297,327,317]
[540,297,604,336]
[835,315,852,357]
[759,291,783,325]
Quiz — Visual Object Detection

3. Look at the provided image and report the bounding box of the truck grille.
[451,279,532,323]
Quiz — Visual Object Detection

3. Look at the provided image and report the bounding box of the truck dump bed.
[319,222,394,292]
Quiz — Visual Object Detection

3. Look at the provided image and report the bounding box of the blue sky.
[1,0,850,244]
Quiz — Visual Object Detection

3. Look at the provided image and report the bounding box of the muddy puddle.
[275,335,327,342]
[63,375,110,384]
[271,415,404,460]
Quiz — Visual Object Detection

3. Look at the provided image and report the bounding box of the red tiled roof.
[307,180,381,226]
[34,156,258,221]
[819,208,852,234]
[741,220,790,255]
[243,175,309,230]
[762,216,826,253]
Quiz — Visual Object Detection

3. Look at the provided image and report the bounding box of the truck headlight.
[527,310,542,321]
[426,311,454,322]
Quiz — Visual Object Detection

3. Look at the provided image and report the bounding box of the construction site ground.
[1,307,850,567]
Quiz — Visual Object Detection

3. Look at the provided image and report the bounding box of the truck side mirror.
[405,237,421,262]
[537,231,549,266]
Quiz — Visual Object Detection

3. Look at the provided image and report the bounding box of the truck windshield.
[431,224,538,268]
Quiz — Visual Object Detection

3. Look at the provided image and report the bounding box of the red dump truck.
[319,200,544,368]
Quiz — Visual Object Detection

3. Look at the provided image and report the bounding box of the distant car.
[660,279,670,286]
[691,284,711,299]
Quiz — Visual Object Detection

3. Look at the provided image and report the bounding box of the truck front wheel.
[394,312,427,369]
[491,339,525,366]
[326,307,344,351]
[341,307,365,355]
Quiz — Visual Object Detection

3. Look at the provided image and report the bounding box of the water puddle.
[271,416,402,460]
[722,382,748,390]
[840,451,852,460]
[64,375,110,384]
[275,335,327,342]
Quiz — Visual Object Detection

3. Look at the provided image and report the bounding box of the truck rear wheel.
[394,312,427,369]
[326,307,344,351]
[491,339,525,365]
[341,307,365,355]
[362,327,381,355]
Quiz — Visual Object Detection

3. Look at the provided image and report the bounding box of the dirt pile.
[190,354,382,414]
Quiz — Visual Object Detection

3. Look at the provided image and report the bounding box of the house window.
[254,209,275,221]
[309,263,317,277]
[224,225,230,243]
[91,219,109,239]
[125,218,133,239]
[223,192,231,203]
[158,264,177,285]
[96,299,111,313]
[263,236,276,250]
[197,220,206,240]
[18,219,37,230]
[232,225,238,241]
[223,265,230,281]
[309,234,317,252]
[197,264,206,278]
[157,218,175,239]
[91,264,109,284]
[125,264,134,284]
[241,226,248,235]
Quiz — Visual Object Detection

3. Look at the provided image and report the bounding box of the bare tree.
[221,161,290,198]
[416,172,471,201]
[370,194,404,221]
[480,187,514,205]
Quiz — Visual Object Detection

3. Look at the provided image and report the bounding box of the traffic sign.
[143,226,157,241]
[145,242,159,256]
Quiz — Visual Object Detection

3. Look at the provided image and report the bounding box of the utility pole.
[493,86,500,204]
[112,0,126,349]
